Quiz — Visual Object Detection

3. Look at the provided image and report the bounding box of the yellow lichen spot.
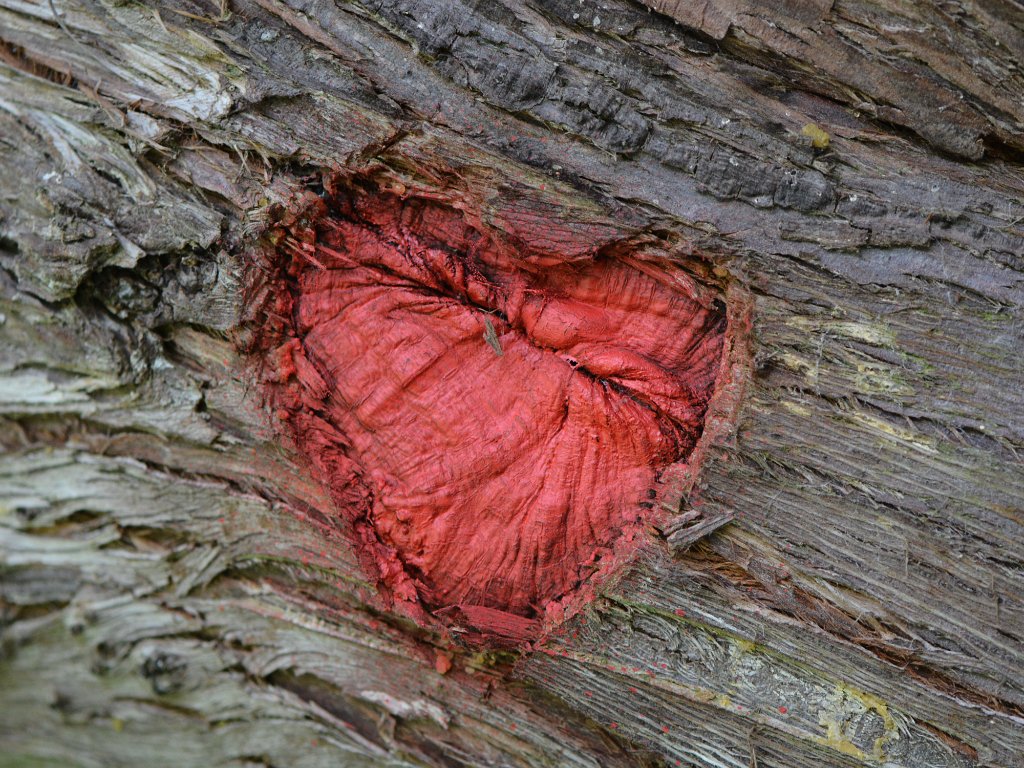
[817,683,897,762]
[781,400,812,417]
[786,317,895,348]
[734,638,757,654]
[692,688,717,705]
[854,688,895,732]
[467,650,501,670]
[817,695,867,759]
[825,731,867,759]
[829,321,895,347]
[111,718,125,733]
[854,361,913,396]
[849,412,937,454]
[778,352,819,385]
[802,123,831,149]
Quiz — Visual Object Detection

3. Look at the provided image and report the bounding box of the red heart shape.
[251,180,727,642]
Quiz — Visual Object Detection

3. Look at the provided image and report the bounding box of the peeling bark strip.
[248,176,730,640]
[641,0,1018,159]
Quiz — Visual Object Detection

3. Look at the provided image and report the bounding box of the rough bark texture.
[1,1,1022,767]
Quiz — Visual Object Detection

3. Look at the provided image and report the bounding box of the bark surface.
[1,1,1023,767]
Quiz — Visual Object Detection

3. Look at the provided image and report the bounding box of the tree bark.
[1,1,1023,767]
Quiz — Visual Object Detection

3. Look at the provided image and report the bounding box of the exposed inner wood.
[250,180,726,639]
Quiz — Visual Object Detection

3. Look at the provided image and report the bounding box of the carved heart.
[252,180,727,641]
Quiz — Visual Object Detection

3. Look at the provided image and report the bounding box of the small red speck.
[276,409,289,420]
[675,761,681,767]
[510,724,517,731]
[218,517,225,524]
[659,662,668,669]
[674,609,686,617]
[646,670,655,676]
[629,687,638,694]
[509,136,518,142]
[778,705,788,714]
[434,651,452,675]
[609,722,618,729]
[311,739,318,747]
[661,725,670,734]
[584,691,593,697]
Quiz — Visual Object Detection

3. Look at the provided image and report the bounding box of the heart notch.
[246,174,745,644]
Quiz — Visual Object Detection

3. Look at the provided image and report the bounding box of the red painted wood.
[255,181,726,641]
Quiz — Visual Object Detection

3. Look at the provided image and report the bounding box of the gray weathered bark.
[1,1,1023,766]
